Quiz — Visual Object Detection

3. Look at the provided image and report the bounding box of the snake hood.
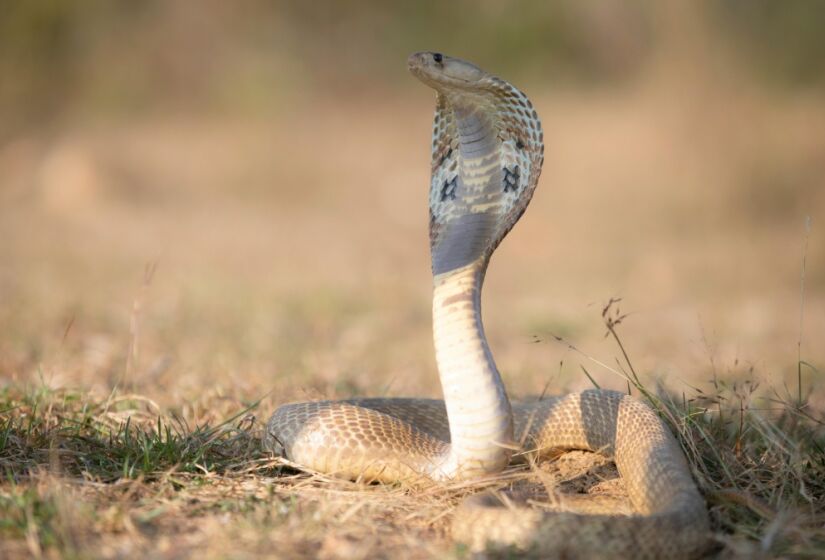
[408,51,544,275]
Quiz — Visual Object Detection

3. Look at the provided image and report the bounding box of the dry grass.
[1,312,822,559]
[1,69,824,557]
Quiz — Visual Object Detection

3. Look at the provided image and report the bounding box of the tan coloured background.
[1,0,823,417]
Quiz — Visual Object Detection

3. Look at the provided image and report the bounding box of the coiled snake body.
[265,52,710,558]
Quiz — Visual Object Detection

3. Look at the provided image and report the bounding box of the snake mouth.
[408,51,485,91]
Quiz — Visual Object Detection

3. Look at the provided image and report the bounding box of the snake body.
[265,52,710,558]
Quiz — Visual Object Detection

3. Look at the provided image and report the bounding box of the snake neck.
[431,259,514,479]
[419,64,540,479]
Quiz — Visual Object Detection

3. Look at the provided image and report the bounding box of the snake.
[264,52,710,558]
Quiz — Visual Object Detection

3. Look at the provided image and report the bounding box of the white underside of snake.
[265,52,710,558]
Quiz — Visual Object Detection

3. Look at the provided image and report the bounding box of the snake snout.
[407,51,433,74]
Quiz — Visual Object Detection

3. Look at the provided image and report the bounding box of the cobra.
[264,52,710,558]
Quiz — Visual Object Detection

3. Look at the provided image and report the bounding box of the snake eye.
[433,53,443,64]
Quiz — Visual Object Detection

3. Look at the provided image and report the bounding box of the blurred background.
[1,0,823,413]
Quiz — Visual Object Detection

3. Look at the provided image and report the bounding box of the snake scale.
[264,52,710,558]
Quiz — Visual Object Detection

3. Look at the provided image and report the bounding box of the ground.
[1,77,824,558]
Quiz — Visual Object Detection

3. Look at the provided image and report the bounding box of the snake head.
[407,52,487,94]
